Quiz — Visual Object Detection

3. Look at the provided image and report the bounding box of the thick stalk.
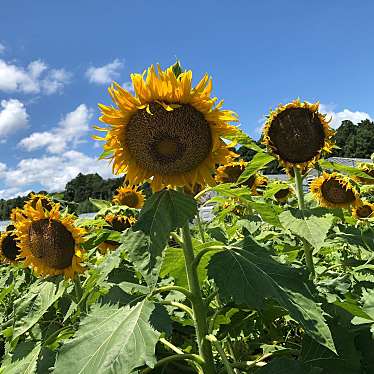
[293,167,315,278]
[196,213,206,243]
[181,221,216,374]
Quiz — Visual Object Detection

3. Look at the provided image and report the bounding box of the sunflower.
[112,185,145,209]
[310,172,360,208]
[215,160,247,184]
[104,213,137,232]
[0,228,21,263]
[14,200,85,278]
[99,213,137,253]
[94,63,238,190]
[24,193,54,211]
[352,202,374,220]
[263,99,334,171]
[251,174,268,196]
[10,207,27,222]
[354,162,374,185]
[274,186,293,202]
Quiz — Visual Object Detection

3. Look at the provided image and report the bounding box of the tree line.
[0,118,373,220]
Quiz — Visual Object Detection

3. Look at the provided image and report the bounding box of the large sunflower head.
[0,230,21,264]
[112,185,145,209]
[310,172,360,209]
[14,201,85,278]
[95,63,238,190]
[263,100,335,171]
[24,193,54,212]
[352,202,374,220]
[354,162,374,185]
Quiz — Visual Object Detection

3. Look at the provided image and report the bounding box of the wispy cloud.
[85,59,123,84]
[0,59,71,95]
[0,43,5,54]
[0,99,29,139]
[19,104,93,153]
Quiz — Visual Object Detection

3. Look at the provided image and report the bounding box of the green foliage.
[54,301,159,374]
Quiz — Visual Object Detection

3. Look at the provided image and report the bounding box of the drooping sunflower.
[24,193,54,211]
[215,160,268,195]
[274,186,293,203]
[99,213,137,253]
[215,160,248,184]
[310,172,360,208]
[14,201,85,278]
[112,185,145,209]
[0,227,21,263]
[354,162,374,185]
[263,99,335,171]
[352,202,374,220]
[94,63,238,190]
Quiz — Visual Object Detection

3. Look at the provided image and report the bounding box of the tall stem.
[293,167,315,278]
[181,221,216,374]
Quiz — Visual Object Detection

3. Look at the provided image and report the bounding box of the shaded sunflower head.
[310,172,360,208]
[0,230,21,263]
[215,160,247,184]
[354,162,374,185]
[104,213,137,232]
[95,63,238,191]
[263,99,334,171]
[24,193,54,212]
[352,202,374,220]
[274,186,294,202]
[112,185,145,209]
[250,174,268,196]
[14,203,85,278]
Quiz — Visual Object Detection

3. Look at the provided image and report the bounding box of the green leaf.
[237,152,275,184]
[160,241,219,289]
[279,208,335,250]
[249,202,283,227]
[208,236,335,353]
[263,182,291,199]
[0,342,41,374]
[89,198,112,210]
[225,128,264,152]
[54,300,159,374]
[320,160,374,180]
[256,357,322,374]
[125,190,197,287]
[351,289,374,325]
[12,280,65,341]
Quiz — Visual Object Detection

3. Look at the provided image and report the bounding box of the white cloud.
[85,59,123,84]
[1,151,113,193]
[0,59,71,94]
[19,104,93,153]
[0,43,5,54]
[320,104,372,129]
[121,81,134,93]
[0,99,29,138]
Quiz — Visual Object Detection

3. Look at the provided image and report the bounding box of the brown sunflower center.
[118,191,139,208]
[356,205,373,218]
[1,233,20,261]
[321,178,356,204]
[28,219,75,270]
[268,107,325,163]
[107,216,134,232]
[275,188,290,199]
[125,102,212,175]
[224,165,244,182]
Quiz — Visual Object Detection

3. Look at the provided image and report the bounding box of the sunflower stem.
[181,221,216,374]
[196,213,206,243]
[293,167,315,278]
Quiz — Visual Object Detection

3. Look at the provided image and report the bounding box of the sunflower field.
[0,62,374,374]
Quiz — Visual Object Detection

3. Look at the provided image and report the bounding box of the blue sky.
[0,0,373,199]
